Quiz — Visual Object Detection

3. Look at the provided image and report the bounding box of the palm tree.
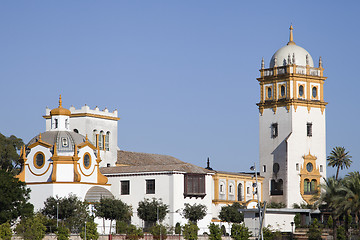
[340,171,360,225]
[327,147,352,180]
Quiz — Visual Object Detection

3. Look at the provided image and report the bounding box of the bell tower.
[257,26,327,206]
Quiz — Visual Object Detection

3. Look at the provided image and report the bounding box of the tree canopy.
[94,197,132,234]
[0,169,33,224]
[182,203,207,224]
[137,198,169,225]
[0,133,24,175]
[327,146,352,180]
[218,202,244,223]
[41,194,90,233]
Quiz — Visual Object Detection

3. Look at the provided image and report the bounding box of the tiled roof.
[100,150,211,175]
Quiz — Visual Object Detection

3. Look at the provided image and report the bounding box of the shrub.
[208,223,222,240]
[150,224,168,240]
[183,223,199,240]
[56,225,70,240]
[126,224,144,240]
[307,219,322,240]
[0,222,12,240]
[231,223,251,240]
[294,213,301,228]
[116,220,128,234]
[15,214,46,240]
[80,221,99,240]
[175,222,182,234]
[337,225,346,240]
[327,216,333,229]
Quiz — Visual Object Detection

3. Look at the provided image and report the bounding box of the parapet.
[44,105,119,121]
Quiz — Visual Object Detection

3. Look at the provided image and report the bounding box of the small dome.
[270,44,314,68]
[50,95,71,116]
[27,131,90,152]
[269,25,314,68]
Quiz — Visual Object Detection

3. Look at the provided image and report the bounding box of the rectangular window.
[307,123,312,137]
[271,123,278,138]
[320,165,323,172]
[263,165,266,173]
[184,174,206,197]
[121,181,130,195]
[296,163,299,171]
[247,187,250,194]
[146,179,155,194]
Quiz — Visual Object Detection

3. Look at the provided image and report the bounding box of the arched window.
[304,179,311,194]
[99,131,104,150]
[271,179,283,195]
[93,130,97,147]
[105,131,110,151]
[311,180,317,193]
[238,183,243,201]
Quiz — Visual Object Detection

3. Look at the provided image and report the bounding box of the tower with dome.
[257,26,327,206]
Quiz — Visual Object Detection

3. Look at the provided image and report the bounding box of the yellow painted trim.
[78,163,96,177]
[300,152,321,204]
[33,152,46,169]
[25,181,111,186]
[212,199,246,205]
[226,179,228,200]
[43,113,120,121]
[298,83,305,98]
[83,152,92,170]
[28,141,52,149]
[311,85,319,100]
[278,84,286,99]
[27,163,52,176]
[265,85,273,100]
[78,141,97,150]
[214,177,219,201]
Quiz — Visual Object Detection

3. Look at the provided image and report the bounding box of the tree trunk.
[109,220,112,234]
[336,167,340,180]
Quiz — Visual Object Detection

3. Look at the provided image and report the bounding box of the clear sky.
[0,1,359,178]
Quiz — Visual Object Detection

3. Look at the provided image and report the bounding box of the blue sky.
[0,1,359,178]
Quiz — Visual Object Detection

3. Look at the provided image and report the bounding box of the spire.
[39,133,42,140]
[59,95,62,108]
[261,57,265,69]
[319,56,323,68]
[205,157,213,170]
[287,25,296,45]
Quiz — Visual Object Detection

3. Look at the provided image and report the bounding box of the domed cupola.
[50,95,71,131]
[269,25,314,68]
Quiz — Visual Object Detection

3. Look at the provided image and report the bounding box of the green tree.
[327,215,333,229]
[41,194,90,233]
[208,223,222,240]
[80,221,99,240]
[94,197,132,234]
[116,220,129,234]
[231,223,251,240]
[182,203,207,224]
[0,169,33,224]
[219,202,244,224]
[340,171,360,225]
[336,225,346,240]
[15,213,47,240]
[174,222,182,234]
[0,222,12,240]
[307,219,322,240]
[0,133,24,174]
[56,225,70,240]
[125,224,144,240]
[183,222,199,240]
[327,146,352,180]
[137,198,169,227]
[150,224,168,240]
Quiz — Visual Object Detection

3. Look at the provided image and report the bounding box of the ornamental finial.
[59,95,62,108]
[319,56,323,68]
[287,25,296,45]
[261,57,265,69]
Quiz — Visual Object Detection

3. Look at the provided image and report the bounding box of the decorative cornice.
[43,113,120,121]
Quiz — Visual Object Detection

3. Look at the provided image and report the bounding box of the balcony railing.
[261,65,322,77]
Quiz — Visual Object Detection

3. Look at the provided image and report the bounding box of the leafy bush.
[208,223,222,240]
[80,221,99,240]
[337,225,346,240]
[231,223,251,240]
[294,213,301,228]
[307,219,322,240]
[219,202,244,223]
[0,222,12,240]
[175,222,181,234]
[183,222,199,240]
[182,203,207,224]
[267,202,286,209]
[56,225,70,240]
[15,213,46,240]
[125,224,144,240]
[150,224,168,240]
[327,216,333,229]
[116,220,128,234]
